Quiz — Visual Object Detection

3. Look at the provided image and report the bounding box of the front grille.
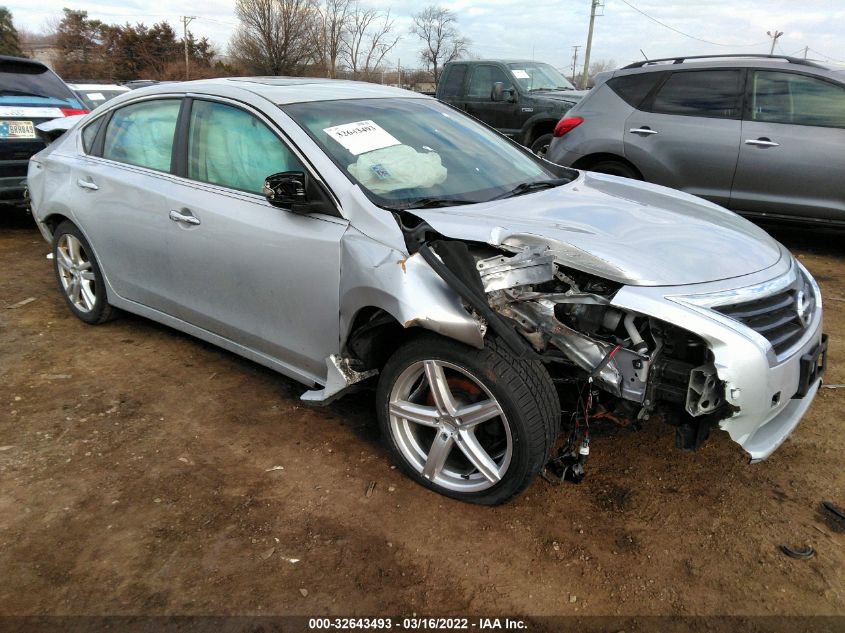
[714,282,814,355]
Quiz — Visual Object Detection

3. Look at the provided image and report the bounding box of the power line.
[616,0,768,48]
[807,48,845,64]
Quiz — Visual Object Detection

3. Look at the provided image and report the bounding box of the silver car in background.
[546,54,845,225]
[27,78,826,505]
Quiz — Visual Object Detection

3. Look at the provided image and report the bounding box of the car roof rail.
[622,54,827,70]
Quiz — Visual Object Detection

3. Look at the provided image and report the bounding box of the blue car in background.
[0,55,87,206]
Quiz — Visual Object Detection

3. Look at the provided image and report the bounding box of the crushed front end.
[398,215,826,474]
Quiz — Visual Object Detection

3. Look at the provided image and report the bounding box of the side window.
[467,65,512,99]
[188,100,305,194]
[440,64,467,98]
[81,116,104,154]
[751,71,845,128]
[650,70,743,118]
[606,72,665,108]
[102,99,181,171]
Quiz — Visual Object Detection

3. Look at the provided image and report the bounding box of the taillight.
[60,108,89,116]
[553,116,584,137]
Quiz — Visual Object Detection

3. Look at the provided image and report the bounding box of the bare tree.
[311,0,353,78]
[343,6,400,78]
[410,6,468,84]
[229,0,316,75]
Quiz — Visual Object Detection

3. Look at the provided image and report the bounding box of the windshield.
[507,62,575,91]
[76,89,128,110]
[283,98,565,208]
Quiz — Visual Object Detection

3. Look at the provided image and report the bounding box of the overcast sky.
[7,0,845,72]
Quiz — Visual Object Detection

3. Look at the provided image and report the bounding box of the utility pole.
[581,0,601,89]
[397,59,401,87]
[767,29,783,55]
[181,16,196,80]
[571,45,581,84]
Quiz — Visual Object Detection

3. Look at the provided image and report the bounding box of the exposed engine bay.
[394,214,735,482]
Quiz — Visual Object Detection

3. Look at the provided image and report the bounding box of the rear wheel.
[377,335,559,505]
[588,159,641,179]
[52,221,115,324]
[530,133,554,158]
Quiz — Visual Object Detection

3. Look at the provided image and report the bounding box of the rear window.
[0,60,81,106]
[606,72,665,108]
[440,65,468,98]
[649,70,743,119]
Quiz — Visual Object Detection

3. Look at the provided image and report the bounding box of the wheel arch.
[521,117,558,146]
[571,152,643,178]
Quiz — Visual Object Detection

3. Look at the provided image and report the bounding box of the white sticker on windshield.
[323,120,400,156]
[511,69,530,79]
[88,92,106,101]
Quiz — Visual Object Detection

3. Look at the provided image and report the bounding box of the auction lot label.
[324,120,401,155]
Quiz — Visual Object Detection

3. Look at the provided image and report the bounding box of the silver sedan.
[28,78,826,504]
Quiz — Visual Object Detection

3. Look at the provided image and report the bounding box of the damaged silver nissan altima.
[28,78,827,505]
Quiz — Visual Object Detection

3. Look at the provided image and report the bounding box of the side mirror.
[491,82,517,103]
[263,171,308,210]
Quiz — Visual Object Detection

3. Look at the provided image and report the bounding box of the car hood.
[412,172,784,287]
[530,89,588,103]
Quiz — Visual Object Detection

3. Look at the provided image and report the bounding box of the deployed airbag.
[347,145,447,195]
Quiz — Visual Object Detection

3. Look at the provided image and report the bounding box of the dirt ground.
[0,208,843,620]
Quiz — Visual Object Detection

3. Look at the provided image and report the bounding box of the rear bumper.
[0,174,28,204]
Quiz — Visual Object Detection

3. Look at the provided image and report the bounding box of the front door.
[624,69,744,206]
[163,98,348,380]
[463,64,520,136]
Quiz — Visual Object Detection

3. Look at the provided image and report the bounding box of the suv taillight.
[553,116,583,137]
[60,108,89,116]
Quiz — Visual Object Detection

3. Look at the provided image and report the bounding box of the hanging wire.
[616,0,769,48]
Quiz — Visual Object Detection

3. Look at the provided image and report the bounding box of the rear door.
[730,69,845,222]
[624,69,744,206]
[73,97,184,311]
[438,63,468,112]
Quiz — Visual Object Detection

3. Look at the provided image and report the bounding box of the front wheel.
[376,335,559,505]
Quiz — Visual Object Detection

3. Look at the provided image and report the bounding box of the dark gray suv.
[545,55,845,225]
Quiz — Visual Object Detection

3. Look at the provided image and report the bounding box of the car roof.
[0,55,48,70]
[612,55,841,82]
[69,83,130,91]
[126,76,431,105]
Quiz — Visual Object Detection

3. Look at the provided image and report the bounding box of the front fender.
[339,227,485,349]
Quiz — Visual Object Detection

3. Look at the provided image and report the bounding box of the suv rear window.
[606,72,664,108]
[649,70,743,119]
[0,60,80,105]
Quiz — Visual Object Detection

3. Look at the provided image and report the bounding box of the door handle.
[745,138,780,147]
[169,209,200,225]
[629,127,658,135]
[76,178,98,191]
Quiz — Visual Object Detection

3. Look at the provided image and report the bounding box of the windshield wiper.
[397,197,477,210]
[490,177,571,201]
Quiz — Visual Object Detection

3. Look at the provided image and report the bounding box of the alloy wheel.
[388,359,512,493]
[56,234,97,313]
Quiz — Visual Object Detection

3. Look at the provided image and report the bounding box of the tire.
[588,159,641,180]
[376,334,559,505]
[52,220,116,325]
[530,133,554,158]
